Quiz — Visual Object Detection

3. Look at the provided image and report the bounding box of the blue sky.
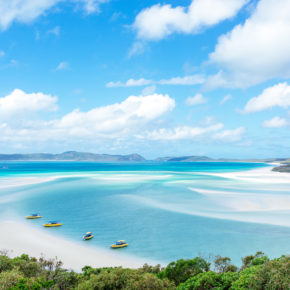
[0,0,290,159]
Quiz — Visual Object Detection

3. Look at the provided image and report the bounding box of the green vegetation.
[0,250,289,289]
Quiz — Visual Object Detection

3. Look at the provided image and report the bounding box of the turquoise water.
[0,161,289,265]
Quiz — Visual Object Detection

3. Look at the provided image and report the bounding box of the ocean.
[0,161,289,265]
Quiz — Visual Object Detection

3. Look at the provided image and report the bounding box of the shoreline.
[0,221,153,271]
[0,161,276,190]
[1,163,289,270]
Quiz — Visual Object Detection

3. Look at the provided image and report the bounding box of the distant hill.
[1,152,289,164]
[0,151,146,162]
[272,164,290,173]
[155,156,213,162]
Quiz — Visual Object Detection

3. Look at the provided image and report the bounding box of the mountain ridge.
[0,151,146,162]
[0,151,289,163]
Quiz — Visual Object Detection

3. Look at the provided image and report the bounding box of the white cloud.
[146,123,223,140]
[0,0,110,30]
[133,0,247,41]
[0,0,60,30]
[220,94,232,105]
[47,26,60,36]
[0,89,58,119]
[128,41,146,58]
[0,50,4,57]
[213,127,245,142]
[243,82,290,113]
[186,94,207,106]
[79,0,110,14]
[209,0,290,87]
[106,78,152,88]
[0,89,246,150]
[142,85,156,96]
[263,116,288,128]
[106,74,205,87]
[159,75,205,85]
[55,94,175,137]
[56,61,69,71]
[0,92,175,146]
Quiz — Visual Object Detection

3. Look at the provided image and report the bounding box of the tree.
[214,256,237,273]
[0,255,12,273]
[249,255,290,289]
[177,271,239,290]
[230,265,261,289]
[78,267,175,290]
[0,269,25,289]
[241,251,268,269]
[158,257,210,285]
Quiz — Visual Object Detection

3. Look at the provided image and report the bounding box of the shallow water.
[0,161,289,265]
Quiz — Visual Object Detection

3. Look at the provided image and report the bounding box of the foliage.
[158,257,210,285]
[241,251,268,269]
[78,267,175,290]
[177,271,239,290]
[0,251,288,289]
[249,255,290,289]
[214,256,238,273]
[230,265,261,289]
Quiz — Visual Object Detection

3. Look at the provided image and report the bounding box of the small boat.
[43,221,62,227]
[26,213,42,219]
[83,232,94,240]
[111,240,128,249]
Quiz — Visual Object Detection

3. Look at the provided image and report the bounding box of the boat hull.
[111,244,128,248]
[83,235,94,240]
[43,223,62,227]
[26,216,42,219]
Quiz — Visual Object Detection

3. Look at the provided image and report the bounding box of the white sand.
[0,221,149,271]
[199,165,290,184]
[1,164,289,271]
[0,176,56,189]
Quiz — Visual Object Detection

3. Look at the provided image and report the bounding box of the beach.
[1,161,289,267]
[0,221,148,271]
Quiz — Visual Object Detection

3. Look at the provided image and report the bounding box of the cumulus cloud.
[0,92,175,146]
[209,0,290,87]
[243,82,290,113]
[263,116,288,128]
[186,94,207,106]
[0,89,246,150]
[133,0,247,40]
[145,123,223,141]
[54,94,175,137]
[106,74,205,87]
[0,0,110,30]
[213,127,245,142]
[0,89,58,120]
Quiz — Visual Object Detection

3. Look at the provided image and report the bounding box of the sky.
[0,0,290,159]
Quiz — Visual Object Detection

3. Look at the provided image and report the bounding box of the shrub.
[177,271,239,290]
[230,265,261,289]
[249,255,290,289]
[158,257,210,285]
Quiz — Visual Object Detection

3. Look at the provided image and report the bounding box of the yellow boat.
[26,213,42,219]
[111,240,128,248]
[83,232,94,240]
[43,221,62,227]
